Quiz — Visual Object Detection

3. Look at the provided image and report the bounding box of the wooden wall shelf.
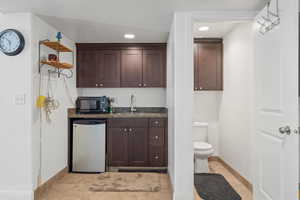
[41,61,73,69]
[39,40,74,78]
[41,41,73,52]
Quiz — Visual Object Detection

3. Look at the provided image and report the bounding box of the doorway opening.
[192,19,254,200]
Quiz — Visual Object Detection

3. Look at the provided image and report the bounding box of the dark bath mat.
[194,173,241,200]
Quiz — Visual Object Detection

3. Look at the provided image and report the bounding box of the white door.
[254,0,298,199]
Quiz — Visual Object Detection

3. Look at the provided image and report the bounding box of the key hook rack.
[48,68,74,79]
[38,39,74,78]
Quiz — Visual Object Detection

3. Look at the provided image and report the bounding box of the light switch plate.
[15,94,26,105]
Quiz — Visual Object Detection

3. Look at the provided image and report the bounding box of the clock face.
[0,29,25,56]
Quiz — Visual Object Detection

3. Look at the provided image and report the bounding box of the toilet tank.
[193,122,209,142]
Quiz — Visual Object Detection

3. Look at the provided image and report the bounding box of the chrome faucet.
[130,94,137,112]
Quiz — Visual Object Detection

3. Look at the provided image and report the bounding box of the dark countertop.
[68,107,168,119]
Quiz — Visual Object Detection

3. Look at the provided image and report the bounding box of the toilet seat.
[193,141,212,151]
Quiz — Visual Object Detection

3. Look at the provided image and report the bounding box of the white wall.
[167,21,175,189]
[0,13,34,200]
[78,88,166,107]
[167,12,194,200]
[193,91,221,122]
[218,22,254,182]
[193,91,221,155]
[31,15,77,187]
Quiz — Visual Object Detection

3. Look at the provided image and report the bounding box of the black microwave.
[76,96,110,114]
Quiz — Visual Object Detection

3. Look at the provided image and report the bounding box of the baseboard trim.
[34,167,68,200]
[208,156,253,192]
[167,169,174,200]
[0,190,33,200]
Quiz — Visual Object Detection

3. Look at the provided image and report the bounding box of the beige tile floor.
[37,160,252,200]
[37,172,172,200]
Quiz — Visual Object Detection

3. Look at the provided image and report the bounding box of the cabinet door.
[121,50,143,87]
[128,128,148,166]
[142,49,166,87]
[77,51,99,88]
[108,128,128,166]
[195,42,223,90]
[97,50,121,87]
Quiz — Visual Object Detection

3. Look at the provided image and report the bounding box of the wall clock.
[0,29,25,56]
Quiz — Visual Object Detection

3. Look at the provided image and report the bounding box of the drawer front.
[149,128,164,146]
[108,118,148,128]
[149,146,164,167]
[149,118,165,128]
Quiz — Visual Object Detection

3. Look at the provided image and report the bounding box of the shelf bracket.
[38,39,50,73]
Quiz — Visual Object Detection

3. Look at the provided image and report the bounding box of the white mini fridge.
[72,120,106,173]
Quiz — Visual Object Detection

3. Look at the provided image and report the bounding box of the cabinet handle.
[199,87,203,90]
[124,128,127,132]
[143,83,147,87]
[138,83,142,87]
[99,83,103,87]
[155,136,159,140]
[154,121,159,125]
[129,128,132,132]
[155,155,159,160]
[95,84,98,87]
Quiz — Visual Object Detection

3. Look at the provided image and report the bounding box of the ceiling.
[193,21,243,38]
[0,0,265,42]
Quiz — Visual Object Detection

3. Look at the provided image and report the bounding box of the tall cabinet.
[194,38,223,91]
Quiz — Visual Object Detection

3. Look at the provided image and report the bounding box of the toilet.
[193,122,214,173]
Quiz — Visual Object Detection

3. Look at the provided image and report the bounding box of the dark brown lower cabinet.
[128,128,148,166]
[108,128,128,166]
[108,118,167,167]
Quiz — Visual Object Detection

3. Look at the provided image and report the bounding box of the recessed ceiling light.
[198,26,210,31]
[124,34,135,39]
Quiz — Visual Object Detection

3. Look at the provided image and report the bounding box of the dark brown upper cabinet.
[97,50,121,87]
[76,43,166,88]
[194,39,223,91]
[121,50,143,87]
[77,50,120,88]
[77,51,99,87]
[142,50,166,87]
